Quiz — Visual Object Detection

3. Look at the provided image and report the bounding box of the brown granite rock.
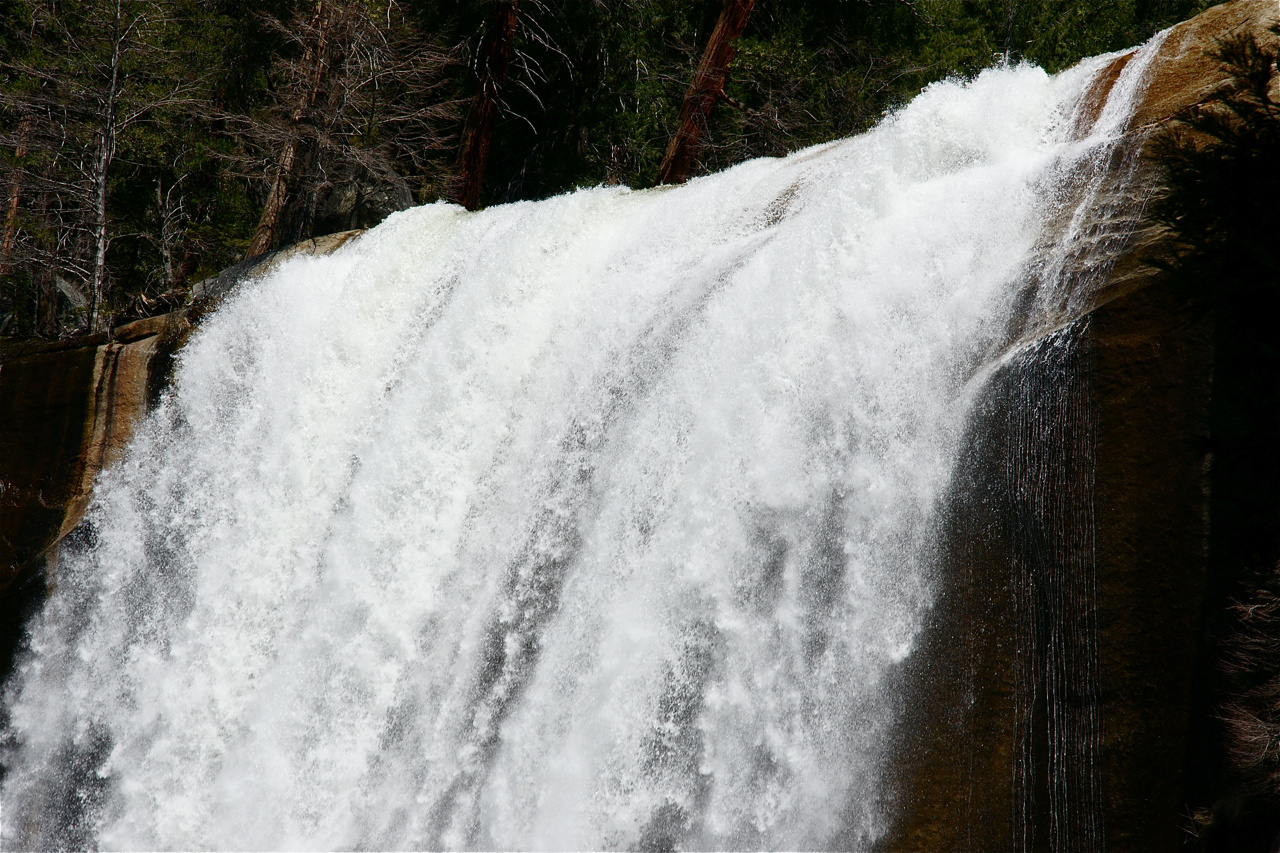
[1129,0,1278,132]
[882,2,1277,850]
[0,337,102,587]
[0,230,364,596]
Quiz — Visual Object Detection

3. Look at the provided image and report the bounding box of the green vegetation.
[467,0,1213,200]
[0,0,1210,337]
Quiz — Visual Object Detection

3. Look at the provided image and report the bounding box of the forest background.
[0,0,1212,338]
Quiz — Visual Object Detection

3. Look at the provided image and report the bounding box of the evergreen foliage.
[0,0,1211,336]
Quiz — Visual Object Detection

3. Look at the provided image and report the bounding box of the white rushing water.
[2,44,1158,851]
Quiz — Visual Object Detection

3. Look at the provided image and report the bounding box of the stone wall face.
[0,229,365,597]
[0,314,192,593]
[0,338,101,587]
[883,2,1278,849]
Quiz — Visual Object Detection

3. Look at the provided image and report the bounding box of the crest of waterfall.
[2,37,1162,852]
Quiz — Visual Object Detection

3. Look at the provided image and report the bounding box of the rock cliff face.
[883,2,1279,850]
[0,231,363,680]
[0,314,190,582]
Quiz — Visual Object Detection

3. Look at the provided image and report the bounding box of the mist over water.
[2,42,1158,850]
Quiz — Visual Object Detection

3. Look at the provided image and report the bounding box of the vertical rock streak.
[2,42,1158,851]
[1003,33,1167,852]
[1007,324,1101,853]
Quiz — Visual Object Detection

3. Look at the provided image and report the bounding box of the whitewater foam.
[2,43,1156,850]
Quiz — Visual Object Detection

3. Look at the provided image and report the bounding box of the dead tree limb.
[87,0,131,331]
[657,0,755,186]
[452,0,519,211]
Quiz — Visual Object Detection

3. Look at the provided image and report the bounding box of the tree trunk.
[246,141,298,258]
[0,114,31,275]
[88,0,125,332]
[246,0,330,258]
[34,270,57,338]
[657,0,754,186]
[452,0,519,211]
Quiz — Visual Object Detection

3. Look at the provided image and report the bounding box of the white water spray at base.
[3,46,1156,851]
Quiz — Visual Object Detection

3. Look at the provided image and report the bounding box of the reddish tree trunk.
[246,141,298,258]
[452,0,519,211]
[657,0,754,186]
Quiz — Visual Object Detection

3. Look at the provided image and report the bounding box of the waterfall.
[2,41,1160,851]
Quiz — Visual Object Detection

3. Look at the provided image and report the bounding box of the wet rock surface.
[0,232,363,684]
[883,2,1278,849]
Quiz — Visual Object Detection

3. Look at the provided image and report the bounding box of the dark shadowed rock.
[313,180,413,237]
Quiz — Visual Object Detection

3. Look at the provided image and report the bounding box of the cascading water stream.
[2,39,1160,851]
